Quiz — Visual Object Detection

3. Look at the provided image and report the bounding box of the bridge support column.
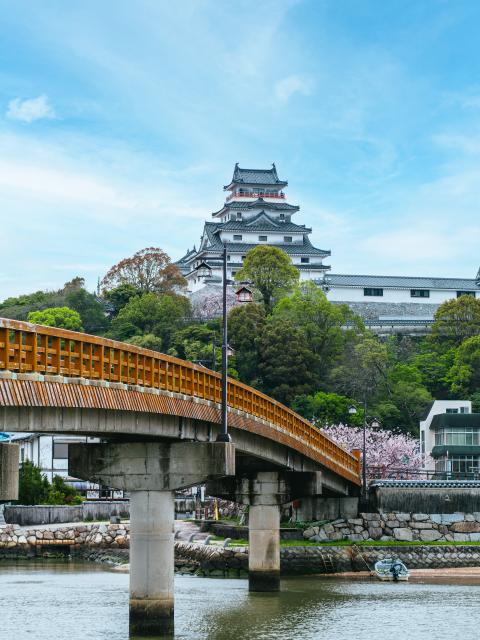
[69,441,234,638]
[207,469,324,593]
[0,443,19,502]
[248,503,280,592]
[129,490,175,637]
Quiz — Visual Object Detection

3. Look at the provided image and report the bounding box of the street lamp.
[194,246,252,443]
[348,402,381,501]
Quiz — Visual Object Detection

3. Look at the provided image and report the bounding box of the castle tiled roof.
[224,163,287,189]
[212,197,299,216]
[214,212,310,233]
[326,273,479,291]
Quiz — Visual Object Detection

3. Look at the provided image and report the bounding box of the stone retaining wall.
[303,511,480,543]
[0,522,129,550]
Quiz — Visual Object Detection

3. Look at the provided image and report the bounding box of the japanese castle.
[177,164,330,291]
[177,164,479,329]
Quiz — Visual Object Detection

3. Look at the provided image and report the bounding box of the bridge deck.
[0,318,360,485]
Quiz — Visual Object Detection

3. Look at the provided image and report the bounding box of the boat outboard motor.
[390,560,402,582]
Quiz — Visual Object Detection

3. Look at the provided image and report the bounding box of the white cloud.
[275,74,314,103]
[6,95,55,123]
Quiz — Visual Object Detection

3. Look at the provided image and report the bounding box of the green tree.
[109,293,191,350]
[128,333,164,352]
[65,288,109,334]
[169,325,217,367]
[257,317,318,404]
[104,283,141,316]
[272,282,364,378]
[430,295,480,347]
[235,245,299,311]
[380,364,432,433]
[292,391,362,427]
[330,334,389,400]
[447,335,480,395]
[228,303,266,385]
[0,290,65,321]
[18,461,50,505]
[45,475,82,505]
[28,307,83,331]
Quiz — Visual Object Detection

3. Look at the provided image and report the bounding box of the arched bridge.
[0,318,360,489]
[0,317,360,634]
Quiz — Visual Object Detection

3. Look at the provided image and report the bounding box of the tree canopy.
[235,245,299,311]
[28,307,84,331]
[100,247,187,295]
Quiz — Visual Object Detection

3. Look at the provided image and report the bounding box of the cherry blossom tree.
[322,424,429,479]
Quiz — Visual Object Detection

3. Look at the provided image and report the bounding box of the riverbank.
[4,520,480,576]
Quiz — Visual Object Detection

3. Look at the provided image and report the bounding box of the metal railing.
[0,318,360,484]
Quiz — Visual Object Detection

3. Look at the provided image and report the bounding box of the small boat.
[374,558,410,582]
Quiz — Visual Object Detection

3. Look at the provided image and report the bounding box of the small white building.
[420,400,473,473]
[10,433,99,483]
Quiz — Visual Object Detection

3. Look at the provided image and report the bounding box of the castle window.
[236,212,242,220]
[411,289,430,298]
[364,288,383,297]
[259,235,268,241]
[233,235,242,241]
[457,291,476,298]
[227,255,231,261]
[301,258,310,264]
[284,236,293,242]
[279,214,285,220]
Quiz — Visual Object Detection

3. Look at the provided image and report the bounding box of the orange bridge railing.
[0,318,360,484]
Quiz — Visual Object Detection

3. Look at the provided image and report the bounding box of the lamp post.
[349,401,381,501]
[193,247,252,443]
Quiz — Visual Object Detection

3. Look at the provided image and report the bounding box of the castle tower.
[176,164,330,291]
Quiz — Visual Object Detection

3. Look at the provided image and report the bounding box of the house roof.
[212,198,299,216]
[326,273,480,291]
[431,413,480,429]
[224,163,287,189]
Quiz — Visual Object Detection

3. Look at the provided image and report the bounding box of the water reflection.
[1,562,480,640]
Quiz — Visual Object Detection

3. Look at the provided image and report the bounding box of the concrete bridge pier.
[0,443,19,502]
[129,490,175,636]
[208,469,323,593]
[69,441,235,637]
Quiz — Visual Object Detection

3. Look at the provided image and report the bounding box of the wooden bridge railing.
[0,318,360,484]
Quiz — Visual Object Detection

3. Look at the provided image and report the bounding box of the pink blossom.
[322,424,430,479]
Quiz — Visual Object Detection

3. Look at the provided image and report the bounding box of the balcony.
[226,190,286,202]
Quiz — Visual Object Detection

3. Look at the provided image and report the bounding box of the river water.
[1,562,480,640]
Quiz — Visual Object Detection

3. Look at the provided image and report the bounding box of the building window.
[364,288,383,297]
[279,214,285,221]
[259,235,268,241]
[411,289,430,298]
[457,291,476,298]
[53,443,69,459]
[233,235,242,241]
[435,427,480,446]
[301,258,310,264]
[284,236,292,242]
[236,212,242,220]
[420,430,425,454]
[20,447,25,462]
[227,255,231,261]
[241,255,246,261]
[435,455,480,476]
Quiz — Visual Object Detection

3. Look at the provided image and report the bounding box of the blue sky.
[1,0,480,298]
